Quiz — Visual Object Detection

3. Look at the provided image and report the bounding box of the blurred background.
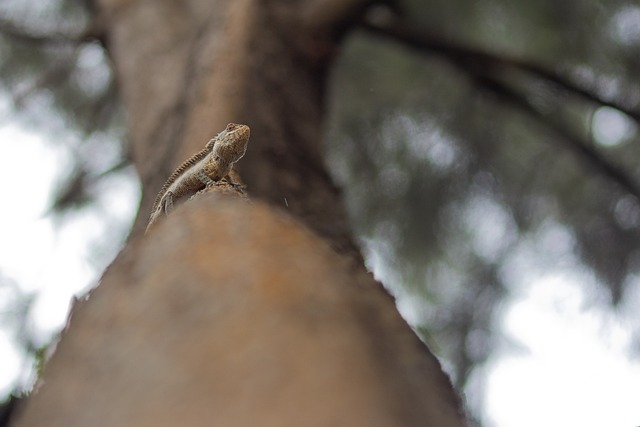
[1,1,639,426]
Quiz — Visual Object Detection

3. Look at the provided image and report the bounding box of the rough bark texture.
[12,196,464,427]
[11,0,468,425]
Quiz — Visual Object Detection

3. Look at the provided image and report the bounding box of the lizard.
[145,123,250,233]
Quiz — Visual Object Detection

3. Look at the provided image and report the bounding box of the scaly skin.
[146,123,250,232]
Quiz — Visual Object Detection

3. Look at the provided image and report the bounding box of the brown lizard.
[146,123,250,233]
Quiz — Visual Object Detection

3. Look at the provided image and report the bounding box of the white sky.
[0,121,639,426]
[486,275,640,426]
[0,122,139,395]
[374,248,640,427]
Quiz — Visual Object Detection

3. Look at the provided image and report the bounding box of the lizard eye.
[227,123,238,131]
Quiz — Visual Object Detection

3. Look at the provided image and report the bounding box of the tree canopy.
[1,0,639,425]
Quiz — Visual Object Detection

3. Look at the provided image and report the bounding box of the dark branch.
[360,19,640,124]
[303,0,378,36]
[301,0,405,47]
[361,18,640,201]
[10,50,80,107]
[0,394,23,427]
[477,75,640,201]
[0,16,104,47]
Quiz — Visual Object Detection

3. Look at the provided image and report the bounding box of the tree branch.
[10,50,79,107]
[303,0,376,35]
[363,18,640,200]
[481,76,640,201]
[361,18,640,201]
[302,0,405,43]
[360,19,640,124]
[0,15,104,47]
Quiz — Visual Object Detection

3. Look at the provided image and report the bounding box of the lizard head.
[215,123,250,163]
[226,123,250,140]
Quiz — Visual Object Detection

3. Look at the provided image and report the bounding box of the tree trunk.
[106,0,358,255]
[11,1,466,425]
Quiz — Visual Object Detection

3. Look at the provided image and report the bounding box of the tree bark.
[12,194,464,427]
[11,1,467,425]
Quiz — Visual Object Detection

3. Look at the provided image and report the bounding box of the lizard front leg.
[162,191,175,215]
[197,169,215,187]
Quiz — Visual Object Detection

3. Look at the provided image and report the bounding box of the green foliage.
[326,0,640,398]
[0,0,130,402]
[0,0,124,215]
